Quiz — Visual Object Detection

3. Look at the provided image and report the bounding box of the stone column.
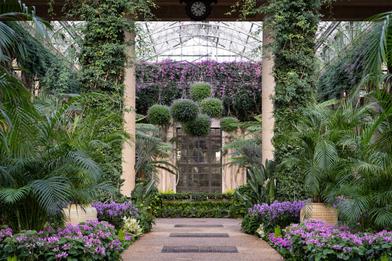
[261,25,275,162]
[121,29,136,195]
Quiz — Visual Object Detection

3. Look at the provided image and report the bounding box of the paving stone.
[170,233,229,238]
[174,224,224,227]
[162,245,238,253]
[122,218,283,261]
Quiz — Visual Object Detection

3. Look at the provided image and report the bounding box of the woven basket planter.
[300,202,338,226]
[63,204,97,225]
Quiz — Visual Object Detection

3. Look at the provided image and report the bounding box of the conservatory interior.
[1,0,392,260]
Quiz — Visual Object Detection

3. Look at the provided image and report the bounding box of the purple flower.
[95,246,106,256]
[0,227,13,241]
[249,201,306,220]
[55,252,68,260]
[92,201,139,218]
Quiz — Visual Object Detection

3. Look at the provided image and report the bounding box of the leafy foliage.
[182,113,211,137]
[235,160,277,208]
[135,124,177,182]
[147,104,171,126]
[190,82,212,102]
[136,60,261,121]
[266,0,321,201]
[0,87,113,231]
[157,200,238,218]
[70,0,155,190]
[200,97,223,118]
[285,91,392,230]
[170,99,199,123]
[220,116,239,132]
[0,221,131,261]
[156,192,242,218]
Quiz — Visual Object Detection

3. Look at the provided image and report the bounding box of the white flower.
[122,217,143,237]
[256,224,265,238]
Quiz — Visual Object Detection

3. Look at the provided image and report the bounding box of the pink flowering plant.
[269,220,392,260]
[0,221,133,260]
[92,201,139,229]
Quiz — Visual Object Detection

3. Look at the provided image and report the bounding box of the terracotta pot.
[300,202,338,226]
[63,204,97,225]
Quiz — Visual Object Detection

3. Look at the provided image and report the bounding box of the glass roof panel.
[136,21,263,62]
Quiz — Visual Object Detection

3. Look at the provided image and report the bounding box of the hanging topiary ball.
[200,98,223,118]
[220,117,239,132]
[190,82,212,102]
[170,99,199,123]
[147,104,171,126]
[183,114,211,137]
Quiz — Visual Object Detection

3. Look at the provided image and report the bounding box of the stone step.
[174,224,224,228]
[161,246,238,253]
[169,233,229,238]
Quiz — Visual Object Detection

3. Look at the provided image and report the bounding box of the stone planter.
[63,204,97,225]
[300,202,338,226]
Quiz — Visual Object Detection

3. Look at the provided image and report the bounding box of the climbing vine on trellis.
[66,0,155,191]
[235,0,323,200]
[267,0,321,200]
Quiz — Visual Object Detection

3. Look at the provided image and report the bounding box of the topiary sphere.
[220,117,239,132]
[183,114,211,137]
[200,98,223,118]
[190,82,212,102]
[170,99,199,123]
[147,104,171,126]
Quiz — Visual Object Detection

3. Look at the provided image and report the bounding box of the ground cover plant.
[93,201,139,229]
[0,221,133,261]
[157,192,243,218]
[269,220,392,260]
[242,201,305,235]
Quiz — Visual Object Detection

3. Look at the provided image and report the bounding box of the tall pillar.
[261,25,275,162]
[121,29,136,195]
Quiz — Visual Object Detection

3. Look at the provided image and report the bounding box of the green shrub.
[183,114,211,136]
[159,192,234,201]
[241,213,262,234]
[190,82,211,101]
[170,99,199,123]
[147,104,171,126]
[220,117,239,132]
[200,98,223,118]
[157,200,240,218]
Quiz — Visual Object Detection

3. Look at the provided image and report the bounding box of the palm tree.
[361,11,392,88]
[135,123,177,182]
[334,91,392,230]
[0,94,113,231]
[0,1,48,64]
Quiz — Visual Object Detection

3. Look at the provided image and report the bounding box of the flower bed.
[93,201,139,229]
[242,201,305,235]
[0,221,132,260]
[269,221,392,260]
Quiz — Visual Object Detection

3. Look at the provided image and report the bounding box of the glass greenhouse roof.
[45,21,368,64]
[136,22,263,62]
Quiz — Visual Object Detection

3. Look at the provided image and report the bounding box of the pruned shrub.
[190,82,211,101]
[147,104,171,125]
[220,116,239,132]
[200,98,223,118]
[170,99,199,122]
[183,114,211,136]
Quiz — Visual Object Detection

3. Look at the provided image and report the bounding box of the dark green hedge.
[156,192,243,218]
[157,200,240,218]
[159,192,234,201]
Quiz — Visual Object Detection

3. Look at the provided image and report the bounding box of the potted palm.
[287,101,341,225]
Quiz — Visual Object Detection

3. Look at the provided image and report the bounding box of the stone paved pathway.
[122,218,283,261]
